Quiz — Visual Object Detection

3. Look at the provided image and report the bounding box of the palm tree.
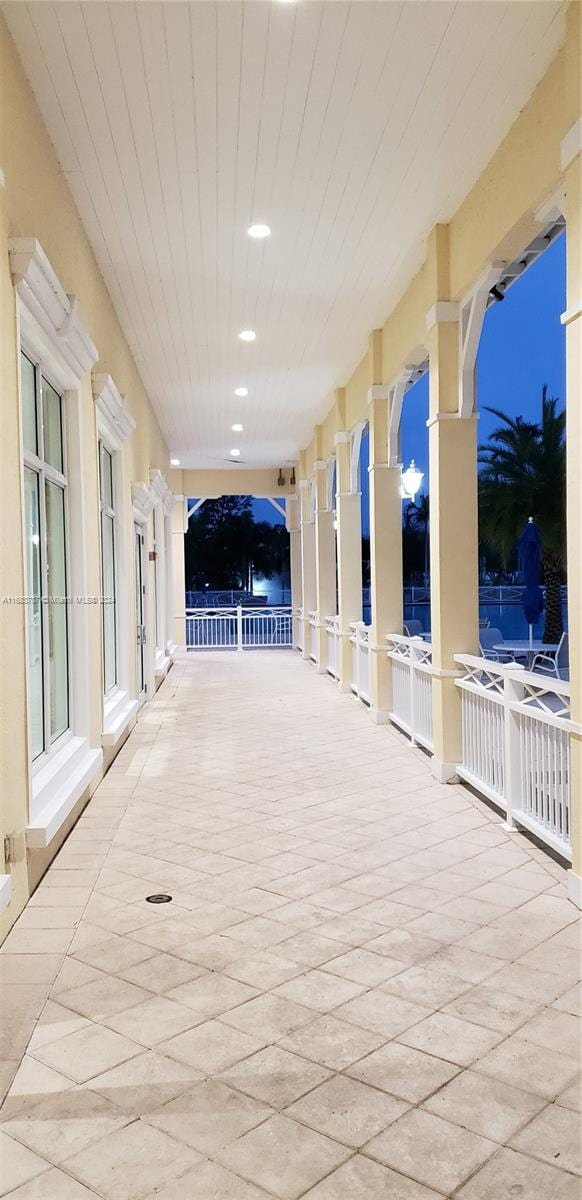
[478,387,566,643]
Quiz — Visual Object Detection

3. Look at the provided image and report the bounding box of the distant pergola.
[186,496,287,522]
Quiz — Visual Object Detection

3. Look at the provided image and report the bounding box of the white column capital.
[561,300,582,326]
[367,385,390,404]
[426,411,479,429]
[313,459,327,471]
[334,431,350,445]
[425,301,459,333]
[561,117,582,171]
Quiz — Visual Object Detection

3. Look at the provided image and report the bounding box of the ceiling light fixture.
[239,329,256,342]
[170,458,180,466]
[230,448,241,457]
[234,387,248,397]
[248,223,271,239]
[232,424,243,432]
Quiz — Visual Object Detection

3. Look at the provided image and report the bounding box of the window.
[99,441,117,694]
[153,505,164,653]
[21,351,69,759]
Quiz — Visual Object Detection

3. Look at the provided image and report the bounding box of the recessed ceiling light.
[170,457,180,466]
[248,223,271,239]
[239,329,256,342]
[234,387,248,397]
[230,448,241,457]
[232,424,243,432]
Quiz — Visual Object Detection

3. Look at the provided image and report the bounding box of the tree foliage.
[478,387,566,641]
[185,497,290,592]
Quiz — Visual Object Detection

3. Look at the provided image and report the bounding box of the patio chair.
[531,632,569,680]
[479,627,513,662]
[403,619,424,638]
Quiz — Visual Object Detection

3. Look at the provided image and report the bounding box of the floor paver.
[0,650,580,1198]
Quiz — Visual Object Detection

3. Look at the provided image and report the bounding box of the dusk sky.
[251,232,566,533]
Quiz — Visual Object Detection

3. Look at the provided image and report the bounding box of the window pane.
[101,513,117,692]
[42,378,64,473]
[100,444,113,509]
[45,481,69,741]
[24,469,44,759]
[21,353,38,456]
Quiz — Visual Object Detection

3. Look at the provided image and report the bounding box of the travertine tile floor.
[1,650,580,1199]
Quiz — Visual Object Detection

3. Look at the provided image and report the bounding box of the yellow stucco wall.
[0,15,170,937]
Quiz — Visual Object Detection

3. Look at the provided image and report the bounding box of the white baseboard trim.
[431,757,458,784]
[102,688,138,748]
[370,708,390,725]
[27,739,103,849]
[567,869,582,909]
[0,874,12,910]
[155,651,172,681]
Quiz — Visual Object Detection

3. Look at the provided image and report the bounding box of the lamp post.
[400,459,424,503]
[401,461,427,592]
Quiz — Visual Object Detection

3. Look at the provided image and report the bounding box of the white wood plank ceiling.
[4,1,565,468]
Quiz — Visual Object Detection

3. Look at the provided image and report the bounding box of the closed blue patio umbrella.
[518,517,544,650]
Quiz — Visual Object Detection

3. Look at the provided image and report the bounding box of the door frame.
[133,519,148,707]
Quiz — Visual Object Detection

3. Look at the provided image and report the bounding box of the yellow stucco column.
[171,495,187,649]
[426,229,479,781]
[299,479,316,660]
[314,460,336,673]
[369,457,403,719]
[336,432,363,691]
[367,332,404,721]
[286,495,303,649]
[563,126,582,906]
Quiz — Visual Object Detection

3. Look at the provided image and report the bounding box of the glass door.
[134,523,146,697]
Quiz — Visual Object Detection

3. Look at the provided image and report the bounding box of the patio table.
[494,640,558,670]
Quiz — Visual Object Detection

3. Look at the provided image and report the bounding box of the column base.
[567,869,582,909]
[316,662,328,675]
[338,681,352,694]
[370,708,390,725]
[431,757,459,784]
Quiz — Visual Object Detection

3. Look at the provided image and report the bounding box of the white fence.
[386,634,434,751]
[455,654,574,859]
[186,606,292,651]
[326,615,340,680]
[350,623,371,704]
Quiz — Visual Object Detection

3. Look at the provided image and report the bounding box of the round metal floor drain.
[145,894,172,904]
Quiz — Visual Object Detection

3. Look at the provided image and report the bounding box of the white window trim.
[164,509,176,659]
[132,484,156,705]
[149,469,175,681]
[10,237,103,848]
[93,374,137,748]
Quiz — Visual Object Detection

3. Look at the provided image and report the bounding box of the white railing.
[350,623,371,704]
[325,615,340,679]
[455,654,574,859]
[186,606,292,651]
[386,634,434,751]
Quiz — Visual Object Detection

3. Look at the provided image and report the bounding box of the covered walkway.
[1,652,580,1200]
